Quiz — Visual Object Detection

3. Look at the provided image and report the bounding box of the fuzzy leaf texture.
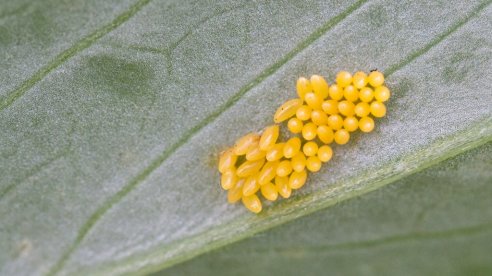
[0,0,491,275]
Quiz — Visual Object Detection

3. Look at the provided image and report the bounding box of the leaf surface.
[0,0,491,275]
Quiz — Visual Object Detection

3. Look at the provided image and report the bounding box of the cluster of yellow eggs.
[218,70,390,213]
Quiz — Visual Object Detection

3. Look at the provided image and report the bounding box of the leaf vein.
[0,0,153,111]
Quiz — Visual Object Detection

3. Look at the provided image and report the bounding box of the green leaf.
[160,142,492,276]
[1,0,491,275]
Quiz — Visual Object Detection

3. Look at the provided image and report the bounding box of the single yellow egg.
[352,71,368,89]
[296,105,312,121]
[303,141,319,157]
[276,160,293,177]
[359,116,375,133]
[227,178,245,203]
[257,161,279,185]
[274,98,303,123]
[311,109,328,125]
[304,92,323,110]
[283,137,301,158]
[242,174,260,196]
[334,129,350,145]
[354,102,370,117]
[306,156,322,172]
[317,125,334,144]
[336,71,353,88]
[317,145,333,162]
[221,169,237,190]
[327,114,344,130]
[261,182,279,201]
[287,117,304,134]
[275,175,291,199]
[310,74,329,99]
[328,84,344,100]
[265,143,285,162]
[359,87,374,103]
[343,85,359,102]
[338,100,355,117]
[236,158,265,178]
[242,194,262,213]
[233,133,260,155]
[368,71,384,87]
[289,169,307,189]
[245,142,266,161]
[296,77,312,100]
[302,122,318,140]
[374,86,391,102]
[343,116,359,132]
[321,100,339,115]
[218,148,237,173]
[259,125,279,151]
[291,152,307,172]
[370,101,387,118]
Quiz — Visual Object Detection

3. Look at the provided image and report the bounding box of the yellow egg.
[336,71,353,88]
[291,152,307,172]
[296,77,312,100]
[283,137,301,158]
[306,156,322,172]
[242,174,260,196]
[374,86,391,102]
[242,194,262,213]
[328,84,344,100]
[259,125,279,151]
[352,71,368,89]
[327,114,344,130]
[227,178,245,203]
[296,105,312,121]
[311,109,328,125]
[303,141,319,157]
[276,160,293,177]
[343,116,359,132]
[245,142,266,161]
[274,98,303,123]
[289,169,307,189]
[338,100,355,117]
[359,87,374,103]
[343,85,359,102]
[317,145,333,162]
[321,100,339,115]
[310,74,329,99]
[234,133,260,155]
[368,71,384,87]
[370,101,387,118]
[334,129,350,145]
[275,175,292,199]
[258,161,279,185]
[236,158,265,178]
[218,148,237,173]
[354,102,370,117]
[221,169,237,190]
[265,143,285,162]
[302,122,318,140]
[261,182,279,201]
[359,116,375,133]
[304,92,323,110]
[287,118,304,134]
[317,125,334,144]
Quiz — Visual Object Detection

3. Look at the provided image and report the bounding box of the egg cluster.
[218,70,390,213]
